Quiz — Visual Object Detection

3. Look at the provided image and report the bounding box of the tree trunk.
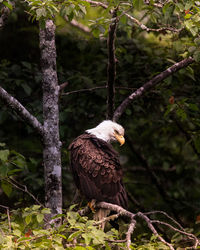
[39,19,62,223]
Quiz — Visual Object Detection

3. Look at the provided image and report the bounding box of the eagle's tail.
[94,208,110,230]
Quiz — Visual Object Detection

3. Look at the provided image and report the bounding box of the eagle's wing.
[68,133,128,209]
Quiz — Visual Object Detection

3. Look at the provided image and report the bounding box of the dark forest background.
[1,0,200,248]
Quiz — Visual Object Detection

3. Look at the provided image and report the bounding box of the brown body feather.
[68,133,128,209]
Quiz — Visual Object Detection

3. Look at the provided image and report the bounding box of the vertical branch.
[39,20,62,224]
[106,10,118,120]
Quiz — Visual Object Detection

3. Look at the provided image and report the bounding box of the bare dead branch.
[70,19,91,33]
[113,57,195,121]
[126,219,136,250]
[125,13,182,33]
[62,86,136,96]
[0,204,11,232]
[59,81,69,91]
[83,0,108,9]
[151,220,199,248]
[62,86,107,96]
[0,85,44,137]
[6,177,44,207]
[136,212,175,250]
[144,210,184,231]
[106,8,118,120]
[95,202,174,249]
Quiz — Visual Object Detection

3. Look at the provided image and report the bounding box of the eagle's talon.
[88,199,96,213]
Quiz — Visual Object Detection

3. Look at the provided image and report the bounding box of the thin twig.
[62,86,136,96]
[126,219,136,250]
[94,213,121,226]
[151,220,199,248]
[62,86,106,96]
[6,177,44,207]
[0,205,11,232]
[136,212,175,250]
[144,210,184,230]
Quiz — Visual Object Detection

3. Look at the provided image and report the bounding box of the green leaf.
[3,1,13,10]
[1,181,12,197]
[176,108,187,120]
[13,229,22,237]
[185,2,193,10]
[68,230,82,242]
[193,50,200,62]
[0,163,8,177]
[25,214,32,225]
[78,4,86,15]
[36,7,47,19]
[41,207,51,214]
[0,150,9,162]
[36,213,44,223]
[133,0,143,10]
[82,233,92,245]
[32,205,41,210]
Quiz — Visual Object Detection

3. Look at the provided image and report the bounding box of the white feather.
[86,120,124,142]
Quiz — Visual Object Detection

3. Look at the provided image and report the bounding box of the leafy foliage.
[0,205,186,249]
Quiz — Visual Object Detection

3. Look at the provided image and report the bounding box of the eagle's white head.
[86,120,125,145]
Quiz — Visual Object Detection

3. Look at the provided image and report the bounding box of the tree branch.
[0,85,44,137]
[0,204,11,232]
[113,57,195,121]
[5,177,44,207]
[82,0,182,33]
[106,8,118,120]
[94,201,199,249]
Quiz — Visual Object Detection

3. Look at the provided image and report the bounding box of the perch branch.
[113,57,195,121]
[94,201,200,249]
[106,8,118,120]
[0,85,44,137]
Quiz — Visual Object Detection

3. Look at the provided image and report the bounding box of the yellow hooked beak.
[114,133,125,146]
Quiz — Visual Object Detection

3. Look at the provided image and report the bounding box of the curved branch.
[94,201,199,249]
[0,85,44,136]
[113,57,195,121]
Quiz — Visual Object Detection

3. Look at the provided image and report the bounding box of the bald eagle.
[68,120,128,226]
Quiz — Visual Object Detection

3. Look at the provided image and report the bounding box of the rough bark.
[106,10,118,120]
[39,20,62,222]
[113,57,195,121]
